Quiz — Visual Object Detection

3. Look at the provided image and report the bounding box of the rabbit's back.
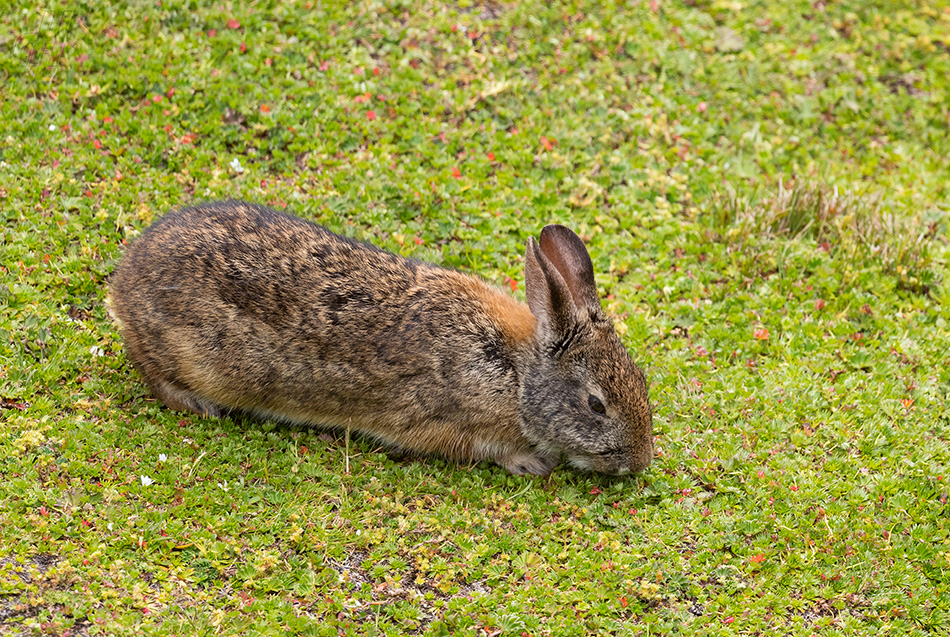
[109,201,537,460]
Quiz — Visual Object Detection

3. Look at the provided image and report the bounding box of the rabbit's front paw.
[501,450,559,476]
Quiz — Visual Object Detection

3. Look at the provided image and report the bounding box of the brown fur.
[109,201,653,475]
[454,275,538,348]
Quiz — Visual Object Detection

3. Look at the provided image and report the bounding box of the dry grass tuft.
[706,180,946,294]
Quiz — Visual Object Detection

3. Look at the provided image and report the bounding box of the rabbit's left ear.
[538,225,600,314]
[524,225,598,342]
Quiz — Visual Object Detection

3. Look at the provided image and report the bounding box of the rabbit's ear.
[538,225,600,313]
[525,233,586,340]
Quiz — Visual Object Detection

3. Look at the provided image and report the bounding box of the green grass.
[2,0,950,635]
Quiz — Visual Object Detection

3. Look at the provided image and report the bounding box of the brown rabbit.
[108,201,653,475]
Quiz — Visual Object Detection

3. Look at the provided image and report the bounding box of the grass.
[705,179,943,293]
[2,0,950,635]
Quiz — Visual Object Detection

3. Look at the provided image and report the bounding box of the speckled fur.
[109,201,653,475]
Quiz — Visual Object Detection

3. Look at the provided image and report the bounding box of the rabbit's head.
[520,225,653,475]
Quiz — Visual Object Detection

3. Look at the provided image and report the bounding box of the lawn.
[2,0,950,635]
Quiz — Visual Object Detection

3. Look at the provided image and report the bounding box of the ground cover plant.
[2,0,949,634]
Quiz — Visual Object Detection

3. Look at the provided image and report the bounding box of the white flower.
[49,124,56,131]
[229,158,244,173]
[158,454,167,462]
[90,346,105,357]
[217,480,229,491]
[140,475,154,486]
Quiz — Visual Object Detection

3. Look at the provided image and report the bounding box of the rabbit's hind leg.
[149,379,223,418]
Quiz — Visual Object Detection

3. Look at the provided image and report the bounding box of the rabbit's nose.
[628,448,653,474]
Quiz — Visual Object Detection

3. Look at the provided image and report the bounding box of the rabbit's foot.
[500,450,559,476]
[151,380,223,418]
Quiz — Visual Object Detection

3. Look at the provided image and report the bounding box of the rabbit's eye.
[588,394,607,416]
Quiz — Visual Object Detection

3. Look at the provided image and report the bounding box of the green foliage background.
[1,0,949,635]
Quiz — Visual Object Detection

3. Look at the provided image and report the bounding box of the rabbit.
[108,200,653,475]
